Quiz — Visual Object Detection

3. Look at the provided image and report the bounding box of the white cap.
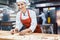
[16,0,30,5]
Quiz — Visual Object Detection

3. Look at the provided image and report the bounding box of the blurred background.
[0,0,60,34]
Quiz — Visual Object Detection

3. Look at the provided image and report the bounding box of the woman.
[11,0,42,35]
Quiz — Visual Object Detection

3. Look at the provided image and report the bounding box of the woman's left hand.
[19,29,32,35]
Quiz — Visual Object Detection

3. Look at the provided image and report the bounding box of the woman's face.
[17,2,26,10]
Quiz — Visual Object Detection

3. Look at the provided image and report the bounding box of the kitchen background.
[0,0,60,34]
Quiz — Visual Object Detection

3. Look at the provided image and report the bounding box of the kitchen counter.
[0,30,59,40]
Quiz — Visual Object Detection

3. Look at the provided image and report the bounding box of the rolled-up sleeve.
[29,10,37,32]
[15,12,23,31]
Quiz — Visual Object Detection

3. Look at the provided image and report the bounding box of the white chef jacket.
[15,9,37,32]
[38,12,46,25]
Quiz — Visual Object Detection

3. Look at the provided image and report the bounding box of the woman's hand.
[10,28,18,35]
[19,29,32,35]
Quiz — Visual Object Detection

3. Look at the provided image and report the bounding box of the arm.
[38,14,42,17]
[11,12,23,34]
[29,10,37,32]
[15,12,23,31]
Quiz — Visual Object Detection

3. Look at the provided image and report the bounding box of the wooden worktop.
[0,30,59,40]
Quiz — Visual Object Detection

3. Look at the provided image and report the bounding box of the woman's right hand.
[10,28,18,35]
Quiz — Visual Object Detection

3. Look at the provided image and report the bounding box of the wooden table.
[0,31,59,40]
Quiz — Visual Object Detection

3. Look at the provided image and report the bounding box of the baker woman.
[11,0,42,35]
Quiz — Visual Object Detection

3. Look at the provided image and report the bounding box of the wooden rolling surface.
[0,30,59,40]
